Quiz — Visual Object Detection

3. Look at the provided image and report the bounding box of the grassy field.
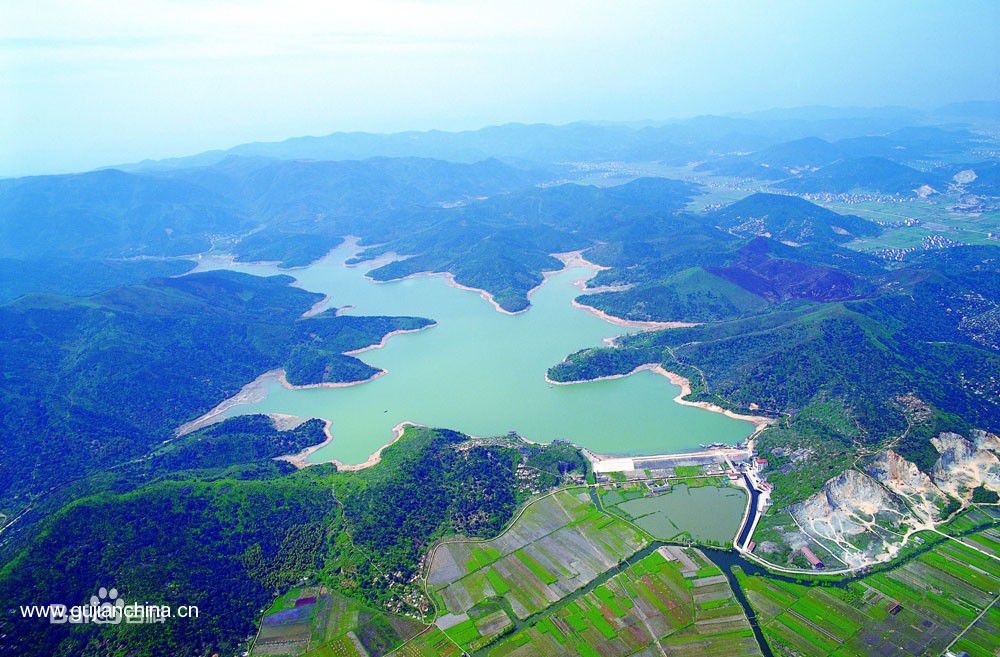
[424,489,648,651]
[737,521,1000,657]
[485,547,761,657]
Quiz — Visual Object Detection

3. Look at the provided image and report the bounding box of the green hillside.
[0,271,431,509]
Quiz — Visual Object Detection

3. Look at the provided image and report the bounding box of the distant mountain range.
[106,102,999,174]
[696,125,996,195]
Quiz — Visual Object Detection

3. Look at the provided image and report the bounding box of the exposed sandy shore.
[277,420,419,470]
[176,322,435,436]
[369,248,596,317]
[175,368,387,436]
[570,299,701,330]
[186,249,337,318]
[186,253,283,274]
[343,323,437,355]
[182,241,770,474]
[301,294,333,318]
[551,249,607,271]
[547,363,774,435]
[553,250,701,330]
[373,269,524,315]
[279,363,774,473]
[267,413,311,431]
[174,370,280,436]
[363,247,690,331]
[275,419,336,469]
[655,366,775,435]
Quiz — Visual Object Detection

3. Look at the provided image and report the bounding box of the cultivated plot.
[425,489,648,651]
[486,546,761,657]
[252,587,426,657]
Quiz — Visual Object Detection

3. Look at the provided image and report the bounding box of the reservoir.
[197,241,754,465]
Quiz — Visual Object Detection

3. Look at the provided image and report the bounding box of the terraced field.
[486,546,761,657]
[425,489,649,651]
[737,518,1000,657]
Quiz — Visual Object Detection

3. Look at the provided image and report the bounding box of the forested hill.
[551,243,999,496]
[0,271,431,510]
[779,156,944,195]
[0,155,545,301]
[352,177,702,311]
[708,192,881,244]
[572,194,885,324]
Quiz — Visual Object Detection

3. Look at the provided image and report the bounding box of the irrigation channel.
[735,472,761,548]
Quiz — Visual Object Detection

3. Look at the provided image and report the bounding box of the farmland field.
[485,546,761,657]
[424,489,648,651]
[252,587,426,657]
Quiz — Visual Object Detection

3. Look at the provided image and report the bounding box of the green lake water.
[199,241,753,465]
[616,484,748,544]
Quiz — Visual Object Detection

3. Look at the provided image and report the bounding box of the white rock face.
[931,431,1000,498]
[953,169,978,184]
[868,450,948,522]
[789,469,913,567]
[767,429,998,571]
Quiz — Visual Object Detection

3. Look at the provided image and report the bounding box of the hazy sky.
[2,0,998,176]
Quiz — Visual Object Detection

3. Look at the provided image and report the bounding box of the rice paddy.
[425,489,648,651]
[485,546,761,657]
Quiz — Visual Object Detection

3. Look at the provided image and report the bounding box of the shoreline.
[174,322,433,436]
[174,368,388,436]
[554,250,700,331]
[551,249,608,271]
[277,420,419,471]
[182,239,771,475]
[301,294,334,318]
[343,323,437,355]
[546,363,774,436]
[276,364,773,475]
[571,299,702,330]
[367,248,601,317]
[370,269,523,316]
